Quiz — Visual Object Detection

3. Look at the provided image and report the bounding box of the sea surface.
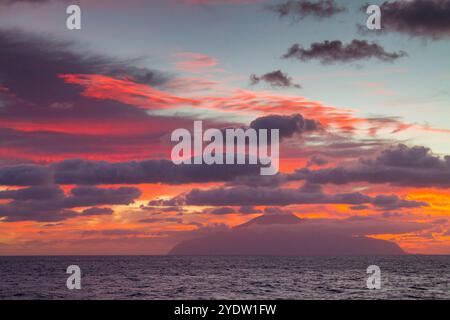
[0,255,449,299]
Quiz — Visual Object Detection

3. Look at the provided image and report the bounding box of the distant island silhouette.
[169,214,406,255]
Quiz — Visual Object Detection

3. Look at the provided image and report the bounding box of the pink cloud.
[59,74,201,109]
[175,52,219,73]
[59,73,450,137]
[164,77,220,93]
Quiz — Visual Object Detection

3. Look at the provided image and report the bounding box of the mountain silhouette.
[236,213,303,228]
[169,214,406,255]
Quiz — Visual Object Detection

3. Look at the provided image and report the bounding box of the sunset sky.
[0,0,449,255]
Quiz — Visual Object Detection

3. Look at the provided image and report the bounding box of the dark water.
[0,256,449,300]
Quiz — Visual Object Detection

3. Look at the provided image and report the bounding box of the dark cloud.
[371,0,450,39]
[227,173,287,188]
[143,206,187,214]
[53,158,261,185]
[139,217,183,224]
[157,185,426,209]
[0,205,77,222]
[0,29,168,105]
[371,194,425,211]
[268,0,346,21]
[7,143,442,203]
[250,114,321,139]
[350,205,369,211]
[0,155,262,187]
[298,181,322,193]
[307,155,328,166]
[64,186,141,208]
[0,29,189,162]
[0,185,141,222]
[0,164,51,186]
[293,144,450,188]
[382,212,403,218]
[43,222,65,227]
[108,65,170,86]
[0,30,170,137]
[299,138,392,160]
[0,185,62,200]
[250,70,301,89]
[370,144,448,169]
[238,206,262,214]
[431,218,448,225]
[282,40,407,64]
[81,207,114,216]
[0,127,167,159]
[207,207,236,215]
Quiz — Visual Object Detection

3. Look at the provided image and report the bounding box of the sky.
[0,0,449,255]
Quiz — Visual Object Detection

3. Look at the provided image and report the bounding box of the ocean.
[0,255,449,300]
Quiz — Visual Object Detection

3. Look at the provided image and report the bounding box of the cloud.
[371,194,426,211]
[0,112,323,187]
[250,70,301,89]
[249,113,321,139]
[0,164,51,186]
[139,217,183,224]
[208,207,236,215]
[293,144,450,188]
[156,185,426,208]
[307,155,328,166]
[282,40,407,64]
[109,65,170,86]
[268,0,346,21]
[238,205,262,214]
[373,0,450,39]
[0,29,168,104]
[81,207,114,216]
[53,158,260,185]
[174,52,218,73]
[0,185,141,222]
[0,28,195,162]
[21,41,428,141]
[19,142,441,197]
[0,127,171,162]
[64,186,141,208]
[163,77,220,93]
[350,205,369,211]
[58,73,197,111]
[204,207,236,215]
[372,144,448,169]
[139,205,186,214]
[0,185,62,200]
